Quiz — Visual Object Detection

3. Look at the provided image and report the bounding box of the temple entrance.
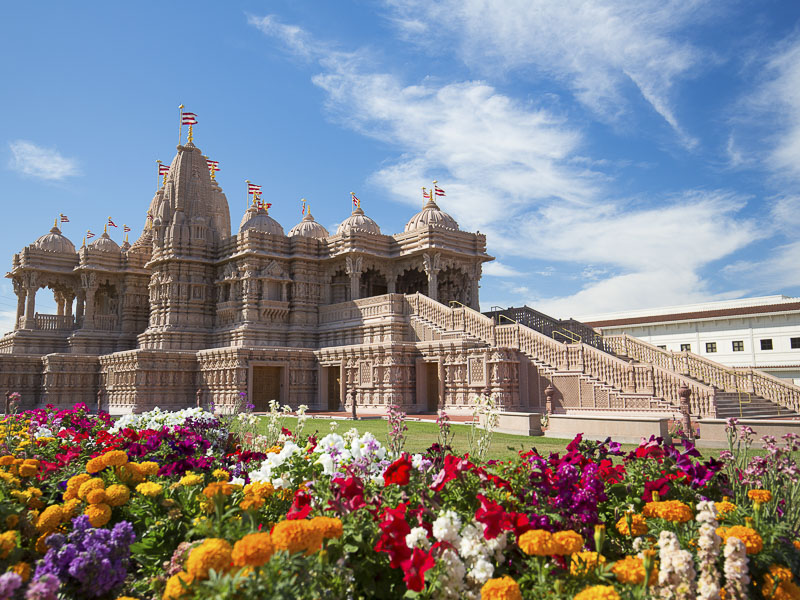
[397,268,427,295]
[425,362,440,412]
[252,366,282,411]
[360,268,387,298]
[437,267,468,306]
[326,366,341,411]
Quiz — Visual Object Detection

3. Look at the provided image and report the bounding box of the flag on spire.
[422,187,431,200]
[86,230,95,239]
[206,159,220,179]
[434,185,446,197]
[107,217,118,228]
[123,224,131,232]
[248,183,262,195]
[301,199,307,215]
[351,192,360,208]
[158,163,169,176]
[181,112,198,125]
[60,213,69,223]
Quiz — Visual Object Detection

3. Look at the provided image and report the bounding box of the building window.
[791,337,800,349]
[760,339,773,351]
[732,341,744,352]
[706,342,717,353]
[657,345,667,350]
[680,343,691,352]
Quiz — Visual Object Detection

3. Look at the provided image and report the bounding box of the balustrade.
[33,313,76,331]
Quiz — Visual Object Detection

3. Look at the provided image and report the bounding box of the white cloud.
[8,141,78,180]
[247,15,317,60]
[483,261,523,277]
[0,309,15,337]
[384,0,712,144]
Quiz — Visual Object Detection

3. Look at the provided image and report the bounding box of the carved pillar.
[387,269,397,294]
[64,292,75,317]
[423,252,441,303]
[55,291,65,316]
[281,282,288,302]
[13,279,26,330]
[23,273,37,329]
[470,264,481,310]
[345,256,363,301]
[76,289,85,324]
[82,272,98,329]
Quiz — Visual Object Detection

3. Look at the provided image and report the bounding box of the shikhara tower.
[3,126,797,423]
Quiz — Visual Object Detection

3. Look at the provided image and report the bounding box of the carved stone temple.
[3,139,799,421]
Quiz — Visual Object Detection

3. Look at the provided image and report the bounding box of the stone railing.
[320,294,408,325]
[94,314,118,331]
[407,294,717,416]
[606,333,800,414]
[33,313,76,331]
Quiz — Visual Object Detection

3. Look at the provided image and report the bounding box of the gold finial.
[54,218,58,228]
[82,235,86,247]
[179,104,184,109]
[187,124,194,143]
[432,180,438,186]
[103,223,108,234]
[124,233,128,243]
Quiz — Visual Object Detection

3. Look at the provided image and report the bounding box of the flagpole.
[178,104,184,144]
[245,180,250,210]
[156,160,162,191]
[422,187,427,208]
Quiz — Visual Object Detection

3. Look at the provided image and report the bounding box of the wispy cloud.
[8,140,78,180]
[483,261,523,277]
[383,0,714,145]
[247,14,318,60]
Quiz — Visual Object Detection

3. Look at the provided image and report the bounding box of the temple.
[2,137,799,422]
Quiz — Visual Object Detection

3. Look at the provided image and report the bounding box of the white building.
[577,296,800,385]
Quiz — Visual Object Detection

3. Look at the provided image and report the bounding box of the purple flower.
[25,574,59,600]
[0,572,22,600]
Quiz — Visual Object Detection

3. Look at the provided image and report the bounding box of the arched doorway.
[360,268,387,298]
[437,267,468,305]
[396,268,427,295]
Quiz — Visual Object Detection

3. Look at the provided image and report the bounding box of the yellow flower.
[137,461,160,476]
[715,500,736,520]
[309,516,344,540]
[116,463,145,485]
[86,489,108,505]
[243,481,274,497]
[518,530,555,556]
[611,556,656,586]
[212,469,229,481]
[642,500,692,523]
[272,520,322,555]
[480,575,523,600]
[86,456,107,474]
[186,538,232,580]
[552,530,584,555]
[240,496,265,511]
[35,532,51,554]
[136,482,164,497]
[77,478,105,501]
[85,503,112,527]
[178,473,204,487]
[232,532,274,567]
[0,456,14,466]
[106,484,131,507]
[5,514,19,529]
[62,498,82,519]
[573,585,621,600]
[716,525,763,555]
[67,473,91,491]
[762,565,800,600]
[615,514,648,537]
[163,571,194,599]
[202,482,234,499]
[102,450,129,468]
[0,530,17,559]
[748,489,772,503]
[10,561,31,582]
[36,505,64,533]
[570,552,607,576]
[18,463,37,478]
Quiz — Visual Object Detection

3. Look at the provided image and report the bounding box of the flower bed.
[0,403,798,599]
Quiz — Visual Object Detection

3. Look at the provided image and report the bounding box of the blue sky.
[2,1,800,333]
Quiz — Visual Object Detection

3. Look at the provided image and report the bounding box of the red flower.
[475,494,508,539]
[384,454,412,486]
[400,548,435,592]
[335,476,366,513]
[374,503,411,568]
[430,455,475,491]
[287,489,312,520]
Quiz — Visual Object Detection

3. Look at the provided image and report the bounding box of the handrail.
[498,314,517,325]
[605,333,800,415]
[449,300,468,309]
[553,329,581,344]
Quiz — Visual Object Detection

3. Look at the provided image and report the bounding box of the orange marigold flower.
[243,481,274,497]
[272,520,321,555]
[480,575,523,600]
[715,500,736,520]
[135,482,163,497]
[309,516,344,540]
[212,469,229,481]
[106,484,130,507]
[0,530,18,559]
[18,464,37,478]
[573,585,621,600]
[616,514,648,537]
[570,552,607,576]
[232,532,274,567]
[552,530,584,555]
[0,456,14,466]
[5,515,18,529]
[35,505,63,533]
[240,496,265,511]
[77,478,105,501]
[62,498,81,519]
[86,456,107,474]
[137,461,160,476]
[116,463,145,485]
[62,489,77,501]
[186,538,232,580]
[163,570,194,599]
[86,489,108,505]
[85,503,112,528]
[716,525,763,555]
[10,561,31,582]
[611,555,657,586]
[202,482,234,499]
[102,450,129,468]
[748,489,772,503]
[794,540,800,551]
[34,532,51,554]
[518,530,556,556]
[67,473,91,491]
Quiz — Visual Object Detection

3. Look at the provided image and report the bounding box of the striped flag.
[301,199,306,215]
[434,185,446,197]
[206,159,219,170]
[60,213,69,223]
[108,217,118,228]
[146,212,154,221]
[158,163,169,176]
[123,224,131,232]
[422,188,431,200]
[181,112,198,125]
[86,230,95,239]
[351,192,360,208]
[248,183,262,195]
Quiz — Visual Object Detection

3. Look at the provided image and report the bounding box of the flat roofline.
[585,302,800,328]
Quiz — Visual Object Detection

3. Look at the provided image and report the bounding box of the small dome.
[34,224,76,254]
[288,212,329,239]
[89,231,121,253]
[404,198,458,232]
[336,206,381,236]
[120,238,131,252]
[239,205,285,236]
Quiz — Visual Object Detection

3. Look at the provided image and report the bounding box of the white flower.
[468,557,494,585]
[33,427,53,439]
[432,510,462,544]
[230,477,245,486]
[315,453,335,475]
[406,527,431,550]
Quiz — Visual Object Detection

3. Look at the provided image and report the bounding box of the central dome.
[34,224,76,254]
[90,231,121,253]
[336,206,381,236]
[404,198,458,232]
[239,205,285,236]
[288,212,329,239]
